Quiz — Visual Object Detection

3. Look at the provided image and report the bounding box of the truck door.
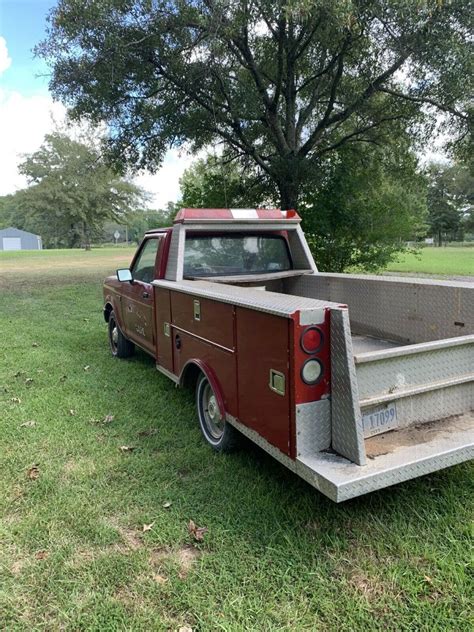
[122,236,162,354]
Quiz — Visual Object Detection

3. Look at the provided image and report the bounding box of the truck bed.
[152,273,473,500]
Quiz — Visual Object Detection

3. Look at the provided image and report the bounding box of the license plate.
[362,403,398,437]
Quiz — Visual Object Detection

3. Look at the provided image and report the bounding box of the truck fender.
[179,359,226,420]
[103,295,125,332]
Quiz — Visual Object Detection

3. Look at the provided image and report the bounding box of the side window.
[132,238,161,283]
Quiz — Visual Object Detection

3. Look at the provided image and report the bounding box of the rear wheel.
[108,310,134,358]
[196,374,239,452]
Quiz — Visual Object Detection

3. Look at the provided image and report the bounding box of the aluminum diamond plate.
[286,274,474,344]
[153,279,341,319]
[296,399,331,458]
[330,309,366,465]
[356,339,474,400]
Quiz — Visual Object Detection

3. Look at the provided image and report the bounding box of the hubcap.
[202,383,224,440]
[112,326,118,344]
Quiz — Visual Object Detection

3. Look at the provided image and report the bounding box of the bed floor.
[351,334,403,355]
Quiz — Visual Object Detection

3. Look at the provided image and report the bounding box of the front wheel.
[196,374,239,452]
[108,310,135,359]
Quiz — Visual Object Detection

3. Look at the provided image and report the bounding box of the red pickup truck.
[103,208,474,501]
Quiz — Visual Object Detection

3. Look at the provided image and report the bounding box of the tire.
[196,373,239,452]
[108,310,135,359]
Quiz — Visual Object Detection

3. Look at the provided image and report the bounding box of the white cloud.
[0,89,67,195]
[0,86,197,206]
[0,36,12,75]
[134,148,197,208]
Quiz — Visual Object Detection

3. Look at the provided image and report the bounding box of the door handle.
[142,291,149,299]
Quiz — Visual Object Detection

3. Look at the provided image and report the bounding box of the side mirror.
[116,268,133,282]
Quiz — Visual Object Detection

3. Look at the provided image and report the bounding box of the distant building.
[0,227,43,251]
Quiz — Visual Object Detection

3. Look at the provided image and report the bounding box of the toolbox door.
[155,287,174,373]
[236,307,291,455]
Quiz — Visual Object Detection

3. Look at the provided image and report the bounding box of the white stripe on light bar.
[230,209,259,219]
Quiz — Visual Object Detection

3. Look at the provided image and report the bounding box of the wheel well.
[180,363,202,391]
[104,303,113,322]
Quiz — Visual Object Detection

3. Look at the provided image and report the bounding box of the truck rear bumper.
[299,413,473,501]
[228,412,474,502]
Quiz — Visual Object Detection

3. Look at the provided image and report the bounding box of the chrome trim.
[156,363,179,383]
[172,325,234,354]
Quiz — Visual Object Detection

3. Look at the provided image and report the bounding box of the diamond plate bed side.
[330,309,366,465]
[287,274,474,344]
[296,399,331,458]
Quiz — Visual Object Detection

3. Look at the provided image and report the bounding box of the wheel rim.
[201,381,224,441]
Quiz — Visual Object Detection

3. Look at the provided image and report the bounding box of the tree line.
[1,1,472,269]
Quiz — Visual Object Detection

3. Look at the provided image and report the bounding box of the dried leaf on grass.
[27,464,40,480]
[20,420,36,428]
[163,501,172,509]
[188,520,208,542]
[25,378,33,385]
[103,414,115,424]
[152,573,168,585]
[143,522,155,533]
[69,409,76,416]
[178,626,193,632]
[11,397,21,404]
[35,550,49,560]
[119,445,135,453]
[83,365,90,371]
[32,342,39,347]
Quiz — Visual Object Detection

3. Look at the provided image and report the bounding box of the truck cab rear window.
[183,235,292,278]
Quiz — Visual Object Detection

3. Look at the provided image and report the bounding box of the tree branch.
[379,87,467,120]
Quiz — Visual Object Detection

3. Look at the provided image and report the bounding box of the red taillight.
[300,327,323,354]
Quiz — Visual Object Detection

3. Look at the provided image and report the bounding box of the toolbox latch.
[269,369,285,396]
[193,299,201,321]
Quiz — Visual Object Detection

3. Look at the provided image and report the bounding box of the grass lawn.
[385,247,474,277]
[0,249,473,630]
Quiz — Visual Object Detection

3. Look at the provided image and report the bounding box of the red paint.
[179,359,226,419]
[173,329,238,417]
[235,307,291,455]
[154,288,173,371]
[157,229,172,279]
[291,309,331,405]
[174,208,301,223]
[171,292,234,350]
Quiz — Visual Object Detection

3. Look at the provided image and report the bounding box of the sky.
[0,0,194,207]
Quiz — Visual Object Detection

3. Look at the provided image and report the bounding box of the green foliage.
[180,155,275,209]
[426,162,473,245]
[126,202,179,243]
[178,143,427,272]
[301,144,428,271]
[6,133,147,248]
[38,0,472,207]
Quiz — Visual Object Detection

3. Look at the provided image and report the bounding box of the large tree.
[179,138,427,271]
[11,133,146,248]
[39,0,471,209]
[426,161,473,245]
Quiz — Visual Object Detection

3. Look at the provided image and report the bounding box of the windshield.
[183,234,292,278]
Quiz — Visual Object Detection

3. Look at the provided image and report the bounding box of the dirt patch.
[365,413,469,458]
[150,545,202,579]
[10,558,26,576]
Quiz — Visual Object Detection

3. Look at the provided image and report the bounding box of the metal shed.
[0,227,42,251]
